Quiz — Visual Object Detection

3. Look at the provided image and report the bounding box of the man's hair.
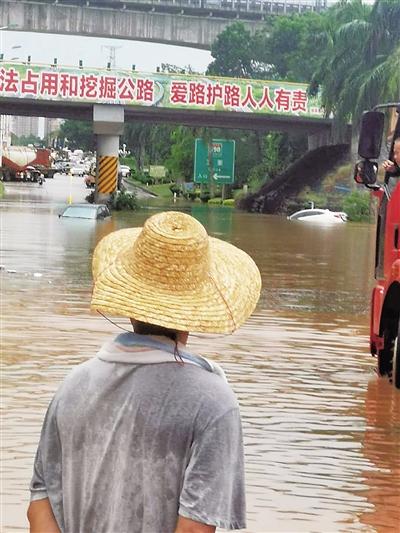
[133,320,178,342]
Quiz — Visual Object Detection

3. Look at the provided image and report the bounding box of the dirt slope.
[239,144,350,213]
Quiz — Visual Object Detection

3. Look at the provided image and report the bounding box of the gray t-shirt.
[30,333,246,533]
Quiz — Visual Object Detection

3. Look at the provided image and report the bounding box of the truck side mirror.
[358,111,385,159]
[354,160,378,185]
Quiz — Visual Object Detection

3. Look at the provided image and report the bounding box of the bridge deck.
[0,96,332,134]
[43,0,328,20]
[1,0,327,48]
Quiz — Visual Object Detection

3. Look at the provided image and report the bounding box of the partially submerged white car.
[288,207,348,224]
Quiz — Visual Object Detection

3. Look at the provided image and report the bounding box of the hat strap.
[208,274,237,330]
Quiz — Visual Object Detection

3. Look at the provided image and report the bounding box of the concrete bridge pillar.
[93,105,124,203]
[307,130,332,151]
[308,125,353,152]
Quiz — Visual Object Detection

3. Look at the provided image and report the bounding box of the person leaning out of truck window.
[383,138,400,176]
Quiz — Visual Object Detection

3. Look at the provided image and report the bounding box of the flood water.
[2,176,400,532]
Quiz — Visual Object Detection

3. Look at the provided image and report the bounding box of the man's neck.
[130,319,189,346]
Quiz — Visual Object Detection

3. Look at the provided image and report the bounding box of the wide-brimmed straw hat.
[91,211,261,333]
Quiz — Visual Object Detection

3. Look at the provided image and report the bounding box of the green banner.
[0,63,323,118]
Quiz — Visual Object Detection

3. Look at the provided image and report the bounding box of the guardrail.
[34,0,328,16]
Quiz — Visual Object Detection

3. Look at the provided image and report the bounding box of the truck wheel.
[377,328,393,376]
[392,320,400,389]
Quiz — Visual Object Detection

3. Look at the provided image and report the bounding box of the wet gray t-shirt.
[30,333,246,533]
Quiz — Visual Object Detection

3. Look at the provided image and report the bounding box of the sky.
[0,30,213,136]
[0,31,213,74]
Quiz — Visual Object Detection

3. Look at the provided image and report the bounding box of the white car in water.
[59,204,111,220]
[288,206,348,224]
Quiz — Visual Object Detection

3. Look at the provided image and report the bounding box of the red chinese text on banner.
[80,74,99,99]
[99,76,117,100]
[241,85,258,109]
[20,70,39,95]
[188,82,206,105]
[170,81,188,104]
[40,72,59,96]
[275,88,291,112]
[0,67,20,94]
[137,79,154,102]
[223,84,241,107]
[206,83,223,106]
[258,87,274,110]
[59,74,79,97]
[118,78,136,100]
[292,90,308,112]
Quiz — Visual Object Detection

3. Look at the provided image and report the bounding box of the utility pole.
[102,45,122,69]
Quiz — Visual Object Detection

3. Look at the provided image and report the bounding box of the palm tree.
[310,0,400,134]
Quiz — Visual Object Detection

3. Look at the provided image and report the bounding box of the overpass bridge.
[0,0,328,49]
[0,61,337,200]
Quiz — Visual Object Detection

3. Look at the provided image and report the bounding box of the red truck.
[0,146,56,182]
[354,103,400,389]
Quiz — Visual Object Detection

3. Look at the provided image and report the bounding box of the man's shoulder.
[54,357,102,397]
[168,362,240,416]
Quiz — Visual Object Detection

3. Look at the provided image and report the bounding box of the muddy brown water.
[2,177,399,532]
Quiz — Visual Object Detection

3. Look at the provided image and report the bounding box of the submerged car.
[288,207,348,224]
[59,204,111,220]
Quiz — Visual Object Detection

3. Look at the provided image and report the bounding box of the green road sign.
[194,139,235,184]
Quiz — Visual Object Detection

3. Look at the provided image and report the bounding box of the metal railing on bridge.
[39,0,328,19]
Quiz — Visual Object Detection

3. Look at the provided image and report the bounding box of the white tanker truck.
[0,146,56,182]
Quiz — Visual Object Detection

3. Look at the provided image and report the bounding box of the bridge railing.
[69,0,328,16]
[134,0,327,13]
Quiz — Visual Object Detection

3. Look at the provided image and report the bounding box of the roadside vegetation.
[85,190,139,211]
[59,0,399,221]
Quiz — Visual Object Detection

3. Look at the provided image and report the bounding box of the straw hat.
[91,211,261,333]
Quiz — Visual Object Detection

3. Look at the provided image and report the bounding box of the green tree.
[59,120,94,151]
[342,190,371,221]
[11,133,43,146]
[122,123,175,172]
[207,14,331,83]
[255,11,328,82]
[207,22,260,78]
[310,0,400,130]
[165,127,197,182]
[160,63,198,74]
[122,123,152,172]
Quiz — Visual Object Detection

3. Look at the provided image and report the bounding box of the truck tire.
[377,328,393,376]
[392,319,400,389]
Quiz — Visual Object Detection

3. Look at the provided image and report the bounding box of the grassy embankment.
[145,183,173,197]
[120,157,173,199]
[0,181,4,198]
